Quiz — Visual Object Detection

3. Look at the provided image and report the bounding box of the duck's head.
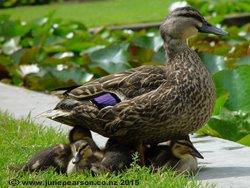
[170,139,204,159]
[160,6,227,42]
[70,140,93,164]
[69,126,92,143]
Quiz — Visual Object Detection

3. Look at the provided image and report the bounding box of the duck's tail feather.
[35,109,71,120]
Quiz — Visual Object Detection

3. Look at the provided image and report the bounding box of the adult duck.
[45,6,226,162]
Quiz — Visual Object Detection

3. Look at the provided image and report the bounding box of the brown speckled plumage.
[45,7,226,146]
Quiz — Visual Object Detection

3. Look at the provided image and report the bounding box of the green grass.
[0,0,172,27]
[0,112,203,188]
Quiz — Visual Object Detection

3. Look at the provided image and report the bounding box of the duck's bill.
[72,152,81,164]
[199,23,227,36]
[191,147,204,159]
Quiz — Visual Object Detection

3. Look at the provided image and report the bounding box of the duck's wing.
[67,65,167,102]
[73,82,174,140]
[48,65,173,137]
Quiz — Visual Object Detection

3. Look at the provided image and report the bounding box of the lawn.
[0,112,202,188]
[0,0,172,27]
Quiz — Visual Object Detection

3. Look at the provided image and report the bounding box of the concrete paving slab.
[1,82,250,188]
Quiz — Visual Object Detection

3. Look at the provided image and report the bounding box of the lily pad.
[208,109,250,142]
[213,65,250,111]
[89,43,131,73]
[199,52,226,73]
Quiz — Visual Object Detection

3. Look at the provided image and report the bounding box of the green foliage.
[188,0,250,18]
[198,109,250,144]
[0,14,168,91]
[0,112,201,188]
[213,66,250,111]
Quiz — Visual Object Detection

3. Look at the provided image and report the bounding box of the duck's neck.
[163,35,190,59]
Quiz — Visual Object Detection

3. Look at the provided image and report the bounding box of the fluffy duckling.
[146,139,203,174]
[21,144,71,173]
[67,139,104,174]
[18,140,99,174]
[68,126,92,144]
[12,126,99,174]
[68,127,134,174]
[92,139,135,174]
[67,138,134,175]
[68,126,100,153]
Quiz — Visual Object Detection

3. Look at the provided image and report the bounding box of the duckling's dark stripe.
[176,141,193,148]
[79,144,88,152]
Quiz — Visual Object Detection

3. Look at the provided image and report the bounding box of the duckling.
[91,138,135,174]
[19,126,97,174]
[68,126,100,152]
[69,126,92,143]
[67,138,135,175]
[67,139,104,174]
[146,139,203,174]
[21,144,71,173]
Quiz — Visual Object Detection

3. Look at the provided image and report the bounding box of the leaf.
[132,35,163,52]
[213,65,250,111]
[0,16,30,38]
[238,135,250,146]
[208,109,250,142]
[213,93,229,115]
[199,52,226,73]
[196,124,220,137]
[89,43,131,74]
[24,67,93,91]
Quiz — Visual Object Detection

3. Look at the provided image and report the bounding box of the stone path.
[1,82,250,188]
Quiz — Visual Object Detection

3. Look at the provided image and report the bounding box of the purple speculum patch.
[91,93,121,109]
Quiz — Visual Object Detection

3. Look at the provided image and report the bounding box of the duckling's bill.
[190,146,204,159]
[72,152,81,164]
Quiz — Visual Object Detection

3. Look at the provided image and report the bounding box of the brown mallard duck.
[146,138,203,174]
[44,7,226,162]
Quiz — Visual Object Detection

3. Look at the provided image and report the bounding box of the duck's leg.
[137,143,146,166]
